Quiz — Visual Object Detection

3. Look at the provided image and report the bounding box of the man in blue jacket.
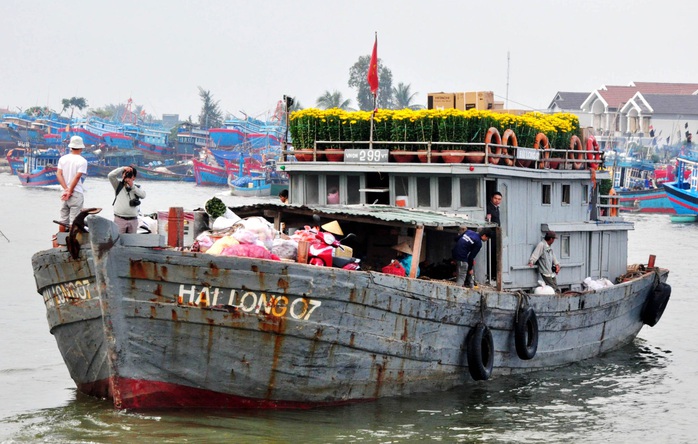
[453,228,493,288]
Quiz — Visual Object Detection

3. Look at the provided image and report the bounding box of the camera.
[129,198,141,207]
[124,171,134,179]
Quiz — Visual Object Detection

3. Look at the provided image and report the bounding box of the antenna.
[505,51,510,109]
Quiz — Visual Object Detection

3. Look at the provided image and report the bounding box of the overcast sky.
[1,0,693,122]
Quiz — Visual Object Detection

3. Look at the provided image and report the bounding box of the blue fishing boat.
[663,147,698,215]
[191,158,229,186]
[16,147,62,187]
[228,174,271,197]
[610,155,678,213]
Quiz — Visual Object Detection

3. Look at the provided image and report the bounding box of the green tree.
[88,107,113,119]
[198,87,223,128]
[348,55,394,111]
[316,90,352,110]
[61,96,88,119]
[26,106,53,117]
[392,83,422,110]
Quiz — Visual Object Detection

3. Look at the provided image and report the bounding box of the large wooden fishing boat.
[32,110,671,410]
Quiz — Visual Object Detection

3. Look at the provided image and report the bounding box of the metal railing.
[280,140,604,170]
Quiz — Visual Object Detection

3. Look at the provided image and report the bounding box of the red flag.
[367,35,379,95]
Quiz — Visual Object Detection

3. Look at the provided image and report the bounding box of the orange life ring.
[586,135,600,168]
[608,188,619,217]
[569,135,584,170]
[501,129,517,166]
[485,127,502,165]
[534,133,549,169]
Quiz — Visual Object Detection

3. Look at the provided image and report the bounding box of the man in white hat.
[56,135,88,227]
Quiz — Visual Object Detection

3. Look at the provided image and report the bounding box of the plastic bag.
[382,260,406,277]
[220,243,279,260]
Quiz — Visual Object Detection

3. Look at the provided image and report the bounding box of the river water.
[1,172,696,443]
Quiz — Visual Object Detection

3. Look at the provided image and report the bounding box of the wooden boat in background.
[228,175,271,197]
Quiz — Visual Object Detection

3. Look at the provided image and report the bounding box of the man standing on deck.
[108,165,146,234]
[56,136,88,228]
[528,231,561,292]
[452,228,493,289]
[486,191,502,282]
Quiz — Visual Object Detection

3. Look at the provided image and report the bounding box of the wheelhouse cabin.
[277,144,630,292]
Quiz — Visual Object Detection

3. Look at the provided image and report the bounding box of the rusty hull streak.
[93,237,117,260]
[207,262,220,278]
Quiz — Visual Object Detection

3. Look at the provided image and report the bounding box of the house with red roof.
[579,82,698,149]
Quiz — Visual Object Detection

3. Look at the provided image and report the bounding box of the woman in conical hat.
[321,220,343,236]
[392,242,420,277]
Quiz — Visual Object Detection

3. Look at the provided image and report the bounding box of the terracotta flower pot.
[325,148,344,162]
[294,150,314,161]
[464,152,485,163]
[417,150,436,163]
[441,150,466,164]
[390,150,417,163]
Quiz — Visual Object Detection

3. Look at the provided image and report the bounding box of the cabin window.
[326,175,340,205]
[291,175,303,203]
[560,234,570,258]
[561,184,571,205]
[582,184,589,204]
[438,177,452,208]
[395,176,409,197]
[347,175,361,204]
[459,178,479,207]
[417,177,431,207]
[542,184,551,205]
[305,175,319,204]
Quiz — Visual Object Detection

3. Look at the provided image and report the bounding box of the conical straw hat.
[321,220,343,236]
[392,242,413,255]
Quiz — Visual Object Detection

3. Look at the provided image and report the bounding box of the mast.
[505,51,510,110]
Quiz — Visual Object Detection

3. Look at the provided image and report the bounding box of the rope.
[479,293,488,322]
[514,291,530,323]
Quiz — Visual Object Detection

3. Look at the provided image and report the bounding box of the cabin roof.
[229,203,492,230]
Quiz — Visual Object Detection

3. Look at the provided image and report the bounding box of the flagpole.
[367,32,379,150]
[369,93,376,150]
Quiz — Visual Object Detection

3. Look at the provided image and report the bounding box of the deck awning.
[229,203,492,230]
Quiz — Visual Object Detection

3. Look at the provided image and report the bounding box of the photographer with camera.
[108,165,146,233]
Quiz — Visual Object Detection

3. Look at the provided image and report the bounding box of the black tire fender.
[642,282,671,327]
[514,307,539,360]
[467,322,494,380]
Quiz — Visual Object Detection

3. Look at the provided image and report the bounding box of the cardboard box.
[157,210,204,247]
[463,91,495,110]
[428,93,455,110]
[454,92,466,110]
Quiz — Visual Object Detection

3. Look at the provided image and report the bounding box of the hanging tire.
[514,307,538,360]
[641,282,671,327]
[467,322,494,380]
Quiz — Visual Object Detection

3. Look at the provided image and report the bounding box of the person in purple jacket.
[452,227,493,288]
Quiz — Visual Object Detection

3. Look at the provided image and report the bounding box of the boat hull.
[31,248,111,399]
[664,182,698,215]
[17,166,59,186]
[31,215,667,410]
[617,188,675,214]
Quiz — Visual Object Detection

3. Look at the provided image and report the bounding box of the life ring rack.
[501,129,517,166]
[569,135,585,170]
[485,127,502,165]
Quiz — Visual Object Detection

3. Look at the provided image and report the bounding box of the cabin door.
[486,179,510,287]
[589,231,611,279]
